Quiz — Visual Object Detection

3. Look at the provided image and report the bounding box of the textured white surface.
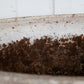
[0,71,84,84]
[0,15,84,45]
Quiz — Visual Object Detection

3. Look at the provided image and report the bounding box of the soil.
[0,35,84,76]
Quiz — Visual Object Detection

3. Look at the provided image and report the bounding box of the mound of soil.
[0,35,84,76]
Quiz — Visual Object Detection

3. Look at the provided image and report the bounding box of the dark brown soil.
[0,35,84,76]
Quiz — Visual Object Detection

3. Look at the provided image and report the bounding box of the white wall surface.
[55,0,84,14]
[0,0,84,19]
[17,0,53,17]
[0,0,16,19]
[72,0,84,13]
[55,0,72,14]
